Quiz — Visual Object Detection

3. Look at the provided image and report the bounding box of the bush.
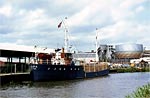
[116,67,150,73]
[126,83,150,98]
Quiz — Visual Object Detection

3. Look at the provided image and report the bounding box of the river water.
[0,72,150,98]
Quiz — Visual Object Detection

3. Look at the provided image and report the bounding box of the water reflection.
[0,72,149,98]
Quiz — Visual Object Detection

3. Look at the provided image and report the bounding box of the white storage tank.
[115,44,143,59]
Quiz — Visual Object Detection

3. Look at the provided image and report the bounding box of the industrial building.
[97,45,115,62]
[73,52,96,63]
[97,44,149,65]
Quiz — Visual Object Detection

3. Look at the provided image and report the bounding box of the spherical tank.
[115,44,143,59]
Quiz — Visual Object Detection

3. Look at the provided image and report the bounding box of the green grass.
[116,67,150,73]
[126,83,150,98]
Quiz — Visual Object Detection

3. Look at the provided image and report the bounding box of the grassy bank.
[116,67,150,73]
[126,83,150,98]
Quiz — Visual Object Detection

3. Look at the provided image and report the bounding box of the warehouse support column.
[24,57,26,72]
[14,64,16,73]
[10,57,12,73]
[7,57,9,73]
[28,57,31,71]
[19,57,22,72]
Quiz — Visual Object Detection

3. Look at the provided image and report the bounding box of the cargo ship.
[30,48,109,81]
[30,19,109,81]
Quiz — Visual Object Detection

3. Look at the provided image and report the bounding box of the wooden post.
[94,64,95,72]
[89,64,90,72]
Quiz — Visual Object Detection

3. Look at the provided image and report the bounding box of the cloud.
[0,0,149,51]
[0,5,12,17]
[135,6,144,13]
[120,0,146,8]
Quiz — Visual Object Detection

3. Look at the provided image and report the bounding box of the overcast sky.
[0,0,149,51]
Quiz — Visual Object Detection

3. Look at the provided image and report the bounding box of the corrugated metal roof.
[0,43,55,53]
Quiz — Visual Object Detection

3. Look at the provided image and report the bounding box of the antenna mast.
[62,17,68,52]
[95,28,99,62]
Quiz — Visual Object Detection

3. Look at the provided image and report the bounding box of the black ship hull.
[30,64,85,81]
[30,64,109,81]
[85,69,109,78]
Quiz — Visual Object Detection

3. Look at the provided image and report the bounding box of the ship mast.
[95,28,99,62]
[62,17,68,53]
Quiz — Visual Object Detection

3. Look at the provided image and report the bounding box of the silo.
[115,44,143,59]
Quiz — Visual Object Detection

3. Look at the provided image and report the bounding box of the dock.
[0,72,31,85]
[0,48,34,85]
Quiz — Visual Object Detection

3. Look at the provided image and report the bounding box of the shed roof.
[0,43,55,57]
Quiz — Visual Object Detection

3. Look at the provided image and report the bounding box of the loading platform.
[0,72,31,85]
